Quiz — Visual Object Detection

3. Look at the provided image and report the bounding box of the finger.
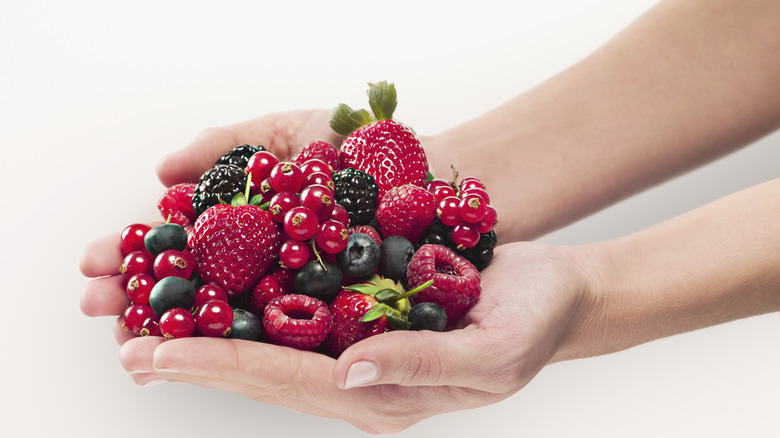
[119,335,166,373]
[79,232,123,278]
[113,317,138,346]
[81,276,129,317]
[333,327,519,393]
[156,126,243,187]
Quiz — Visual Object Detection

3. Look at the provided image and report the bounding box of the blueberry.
[336,233,380,279]
[229,308,263,341]
[294,260,343,302]
[149,276,196,316]
[144,223,188,256]
[408,302,447,332]
[378,235,415,281]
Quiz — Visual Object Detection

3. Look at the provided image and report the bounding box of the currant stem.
[310,238,326,270]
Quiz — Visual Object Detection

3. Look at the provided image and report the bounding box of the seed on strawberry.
[120,224,151,256]
[157,183,198,227]
[126,273,155,304]
[263,294,332,350]
[195,299,234,337]
[376,184,436,243]
[406,244,481,321]
[159,307,196,339]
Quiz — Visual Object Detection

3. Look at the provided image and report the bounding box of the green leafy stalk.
[329,104,374,136]
[367,81,397,121]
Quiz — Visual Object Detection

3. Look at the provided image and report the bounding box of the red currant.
[437,196,462,227]
[283,206,319,241]
[250,177,277,203]
[476,205,498,233]
[195,299,234,337]
[279,239,312,269]
[126,273,155,304]
[269,191,301,222]
[159,307,196,339]
[315,219,349,254]
[460,186,491,204]
[119,251,155,285]
[458,194,488,224]
[299,159,333,177]
[302,171,334,191]
[329,203,350,226]
[120,224,151,256]
[194,284,229,308]
[246,151,279,181]
[459,177,485,192]
[122,303,157,336]
[299,184,334,221]
[153,249,196,280]
[269,162,304,193]
[452,222,480,249]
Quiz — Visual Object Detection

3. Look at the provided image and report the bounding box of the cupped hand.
[92,242,594,434]
[155,109,342,187]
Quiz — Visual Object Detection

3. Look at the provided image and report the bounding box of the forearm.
[559,177,780,361]
[425,0,780,242]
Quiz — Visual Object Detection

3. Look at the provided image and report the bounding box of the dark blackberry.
[192,164,247,215]
[420,218,496,271]
[215,144,266,169]
[332,168,379,226]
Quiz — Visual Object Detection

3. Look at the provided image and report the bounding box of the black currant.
[229,308,263,341]
[144,223,188,256]
[294,260,343,302]
[149,276,196,317]
[408,302,447,332]
[378,235,415,281]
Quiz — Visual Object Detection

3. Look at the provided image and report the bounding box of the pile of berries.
[114,81,499,357]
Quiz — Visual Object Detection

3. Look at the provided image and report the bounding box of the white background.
[2,1,779,436]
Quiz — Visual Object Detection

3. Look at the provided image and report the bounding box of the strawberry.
[191,194,280,297]
[325,275,433,357]
[330,81,429,200]
[375,184,436,243]
[292,140,340,171]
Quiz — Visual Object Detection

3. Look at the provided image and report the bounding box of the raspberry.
[157,183,198,227]
[332,168,379,226]
[376,184,436,243]
[263,294,332,350]
[406,244,481,321]
[292,140,340,171]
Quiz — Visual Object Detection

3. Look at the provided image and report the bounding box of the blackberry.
[332,168,379,226]
[192,164,247,215]
[215,144,266,169]
[420,218,497,271]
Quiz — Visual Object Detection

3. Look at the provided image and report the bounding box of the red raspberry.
[263,294,332,350]
[375,184,436,243]
[292,140,340,171]
[157,183,198,227]
[250,268,295,313]
[406,244,481,321]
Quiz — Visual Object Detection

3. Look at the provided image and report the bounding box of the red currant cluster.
[246,151,351,270]
[423,177,498,249]
[118,223,234,339]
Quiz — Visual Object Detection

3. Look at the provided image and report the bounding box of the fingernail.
[141,378,167,386]
[344,361,377,389]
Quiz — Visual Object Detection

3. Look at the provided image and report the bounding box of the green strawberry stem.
[367,81,397,121]
[329,104,374,136]
[393,279,434,302]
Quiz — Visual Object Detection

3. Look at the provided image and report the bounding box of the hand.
[85,242,593,433]
[155,109,342,187]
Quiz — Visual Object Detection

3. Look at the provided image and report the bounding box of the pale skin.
[80,0,780,434]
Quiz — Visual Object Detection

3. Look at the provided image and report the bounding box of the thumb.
[333,327,511,392]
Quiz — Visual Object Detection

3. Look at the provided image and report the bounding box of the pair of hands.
[79,109,592,433]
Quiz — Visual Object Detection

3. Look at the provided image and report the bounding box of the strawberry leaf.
[361,303,392,322]
[367,81,397,121]
[386,313,412,330]
[344,283,380,296]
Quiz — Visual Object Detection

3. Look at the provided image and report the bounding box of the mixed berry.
[114,81,499,356]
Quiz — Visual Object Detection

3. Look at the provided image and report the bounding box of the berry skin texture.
[192,203,280,296]
[159,307,196,339]
[119,251,155,284]
[262,294,332,350]
[195,299,234,337]
[378,235,415,281]
[294,260,343,302]
[292,141,340,171]
[406,244,481,321]
[336,232,381,279]
[157,183,198,227]
[332,168,379,226]
[122,303,158,336]
[325,290,390,357]
[148,276,196,317]
[120,224,151,256]
[338,119,429,201]
[283,206,319,241]
[153,249,196,280]
[126,273,155,304]
[376,184,437,243]
[192,164,247,215]
[144,223,188,256]
[230,308,263,341]
[216,144,267,168]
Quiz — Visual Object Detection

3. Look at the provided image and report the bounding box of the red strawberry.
[375,184,436,243]
[191,200,280,297]
[325,275,432,357]
[157,183,198,227]
[331,82,429,200]
[406,244,481,321]
[292,140,340,171]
